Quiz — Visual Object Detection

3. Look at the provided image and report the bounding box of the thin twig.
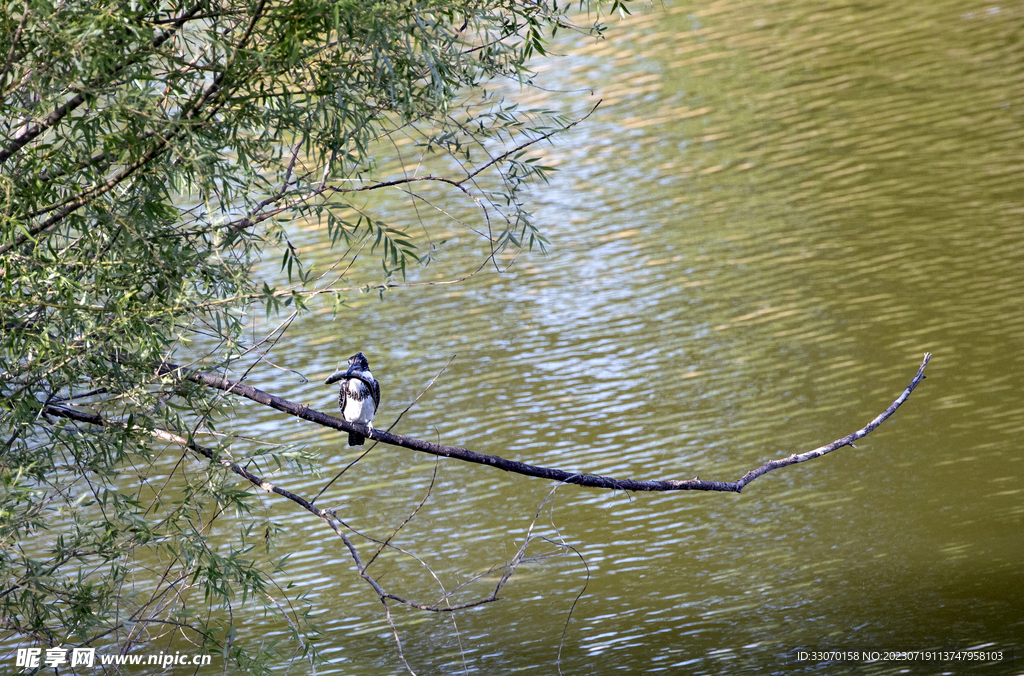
[365,461,440,570]
[265,592,316,676]
[381,599,417,676]
[554,537,590,676]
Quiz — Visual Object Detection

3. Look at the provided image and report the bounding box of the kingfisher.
[325,352,381,446]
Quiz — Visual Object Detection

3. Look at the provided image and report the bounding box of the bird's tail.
[348,432,365,446]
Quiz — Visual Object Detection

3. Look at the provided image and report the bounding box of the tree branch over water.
[156,353,932,494]
[38,403,515,618]
[0,0,930,666]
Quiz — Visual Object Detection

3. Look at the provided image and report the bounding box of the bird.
[325,352,380,446]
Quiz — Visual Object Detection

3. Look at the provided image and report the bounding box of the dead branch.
[155,353,931,494]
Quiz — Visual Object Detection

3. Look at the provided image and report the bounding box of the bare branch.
[156,353,932,494]
[734,352,931,490]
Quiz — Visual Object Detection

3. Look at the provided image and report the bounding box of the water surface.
[180,1,1024,673]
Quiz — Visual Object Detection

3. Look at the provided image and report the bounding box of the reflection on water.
[185,0,1024,673]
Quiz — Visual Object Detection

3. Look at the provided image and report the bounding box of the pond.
[224,1,1024,673]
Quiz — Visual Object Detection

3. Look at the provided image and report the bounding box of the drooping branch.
[39,402,500,615]
[205,101,603,253]
[156,353,932,494]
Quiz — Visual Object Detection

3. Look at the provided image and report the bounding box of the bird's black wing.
[338,382,347,414]
[371,378,381,411]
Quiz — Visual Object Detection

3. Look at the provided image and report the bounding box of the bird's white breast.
[343,377,376,426]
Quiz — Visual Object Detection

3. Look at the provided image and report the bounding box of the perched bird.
[325,352,380,446]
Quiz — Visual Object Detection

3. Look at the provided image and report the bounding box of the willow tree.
[0,0,630,669]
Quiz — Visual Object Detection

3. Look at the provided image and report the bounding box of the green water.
[120,1,1024,673]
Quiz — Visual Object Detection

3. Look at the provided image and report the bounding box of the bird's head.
[347,352,370,372]
[325,352,371,385]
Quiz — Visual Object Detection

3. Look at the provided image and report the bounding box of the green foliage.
[0,0,622,668]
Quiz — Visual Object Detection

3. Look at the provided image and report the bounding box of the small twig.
[265,592,316,676]
[381,599,417,676]
[49,387,108,403]
[554,538,590,676]
[365,460,440,570]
